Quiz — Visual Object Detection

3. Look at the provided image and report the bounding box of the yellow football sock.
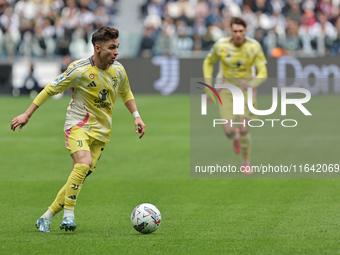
[49,184,66,215]
[240,132,252,162]
[64,163,90,210]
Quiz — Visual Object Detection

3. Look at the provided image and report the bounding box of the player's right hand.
[11,113,30,131]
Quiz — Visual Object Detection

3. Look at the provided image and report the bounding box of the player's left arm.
[118,67,145,139]
[124,99,145,139]
[248,43,268,88]
[203,41,220,85]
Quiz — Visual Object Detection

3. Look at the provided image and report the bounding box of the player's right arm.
[203,43,219,84]
[10,84,64,131]
[10,83,63,131]
[203,42,220,102]
[11,60,83,131]
[11,102,39,131]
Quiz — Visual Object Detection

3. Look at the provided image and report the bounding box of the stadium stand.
[0,0,119,58]
[0,0,339,59]
[139,0,340,57]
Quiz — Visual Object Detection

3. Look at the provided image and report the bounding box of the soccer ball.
[131,203,161,234]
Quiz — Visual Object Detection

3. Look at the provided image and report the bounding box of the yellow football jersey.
[203,36,267,87]
[34,57,134,143]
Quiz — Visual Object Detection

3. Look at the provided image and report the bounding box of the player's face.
[231,24,246,47]
[98,38,119,66]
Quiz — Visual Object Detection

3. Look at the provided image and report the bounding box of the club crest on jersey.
[98,89,109,101]
[89,74,95,79]
[112,76,117,88]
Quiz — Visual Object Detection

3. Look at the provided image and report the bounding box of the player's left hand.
[238,79,250,90]
[134,117,145,139]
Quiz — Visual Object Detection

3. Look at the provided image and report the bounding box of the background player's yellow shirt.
[203,36,267,86]
[47,57,134,143]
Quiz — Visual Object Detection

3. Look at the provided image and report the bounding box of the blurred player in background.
[203,17,267,173]
[18,63,42,97]
[11,27,145,232]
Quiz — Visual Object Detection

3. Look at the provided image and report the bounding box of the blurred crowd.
[0,0,118,58]
[138,0,340,57]
[1,0,339,59]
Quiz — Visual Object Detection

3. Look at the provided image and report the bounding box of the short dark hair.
[230,17,247,28]
[91,27,119,46]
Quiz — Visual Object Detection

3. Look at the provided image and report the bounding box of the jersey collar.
[90,56,95,67]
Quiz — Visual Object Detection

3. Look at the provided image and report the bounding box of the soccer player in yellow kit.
[203,17,267,173]
[11,27,145,232]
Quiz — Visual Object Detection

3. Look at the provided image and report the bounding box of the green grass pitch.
[1,94,340,254]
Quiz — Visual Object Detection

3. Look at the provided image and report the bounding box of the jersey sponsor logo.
[55,75,65,84]
[89,74,95,79]
[98,89,109,101]
[94,89,112,110]
[87,81,97,87]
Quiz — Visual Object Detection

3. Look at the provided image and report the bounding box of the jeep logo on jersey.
[112,76,117,87]
[98,89,109,101]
